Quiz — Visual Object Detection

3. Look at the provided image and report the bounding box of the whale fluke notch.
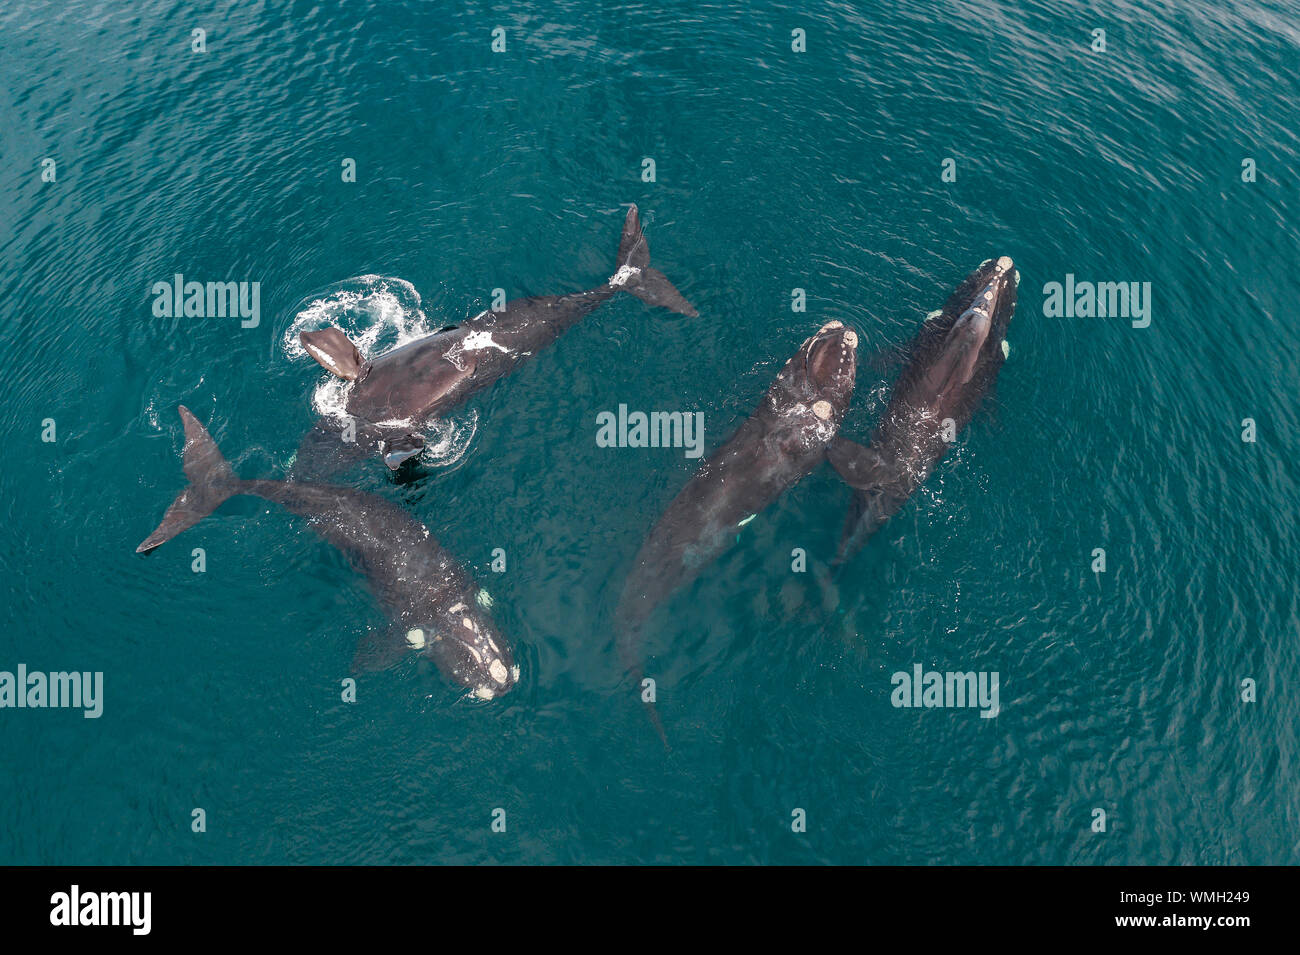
[615,204,699,318]
[136,406,239,553]
[301,327,366,380]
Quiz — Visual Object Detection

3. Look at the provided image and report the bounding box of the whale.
[137,407,518,699]
[294,204,697,476]
[615,321,858,741]
[828,256,1019,563]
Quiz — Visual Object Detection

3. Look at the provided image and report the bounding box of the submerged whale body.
[294,204,698,477]
[615,321,859,742]
[137,407,518,699]
[829,256,1019,563]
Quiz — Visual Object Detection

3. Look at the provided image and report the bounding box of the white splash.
[282,275,432,422]
[416,410,479,469]
[283,275,484,471]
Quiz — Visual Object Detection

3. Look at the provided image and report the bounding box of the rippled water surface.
[1,0,1298,864]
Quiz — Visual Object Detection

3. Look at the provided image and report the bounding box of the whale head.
[923,256,1018,397]
[796,320,859,425]
[959,255,1017,359]
[413,596,518,700]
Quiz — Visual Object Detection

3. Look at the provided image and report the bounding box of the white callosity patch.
[476,589,493,609]
[1002,339,1011,359]
[460,330,510,354]
[609,264,641,287]
[445,329,509,373]
[405,628,427,649]
[783,400,840,443]
[489,660,508,684]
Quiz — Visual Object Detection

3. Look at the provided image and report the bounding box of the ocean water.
[1,0,1297,865]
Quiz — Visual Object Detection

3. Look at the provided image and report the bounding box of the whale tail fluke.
[630,664,671,752]
[136,406,240,553]
[614,204,698,318]
[617,619,672,751]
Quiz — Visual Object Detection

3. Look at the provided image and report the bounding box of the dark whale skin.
[137,407,517,699]
[829,256,1019,562]
[294,204,697,477]
[615,321,858,738]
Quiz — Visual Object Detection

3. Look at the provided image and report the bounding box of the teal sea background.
[1,0,1298,865]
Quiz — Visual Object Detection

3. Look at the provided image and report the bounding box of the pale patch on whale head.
[1001,339,1010,359]
[405,628,427,649]
[460,330,509,354]
[473,686,496,700]
[476,589,493,609]
[996,255,1013,272]
[489,660,508,684]
[812,400,833,420]
[843,330,858,348]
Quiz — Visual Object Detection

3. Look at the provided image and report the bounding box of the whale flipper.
[136,407,240,553]
[301,327,367,380]
[827,436,891,490]
[614,205,698,318]
[381,433,426,470]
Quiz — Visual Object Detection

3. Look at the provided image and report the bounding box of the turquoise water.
[2,0,1298,865]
